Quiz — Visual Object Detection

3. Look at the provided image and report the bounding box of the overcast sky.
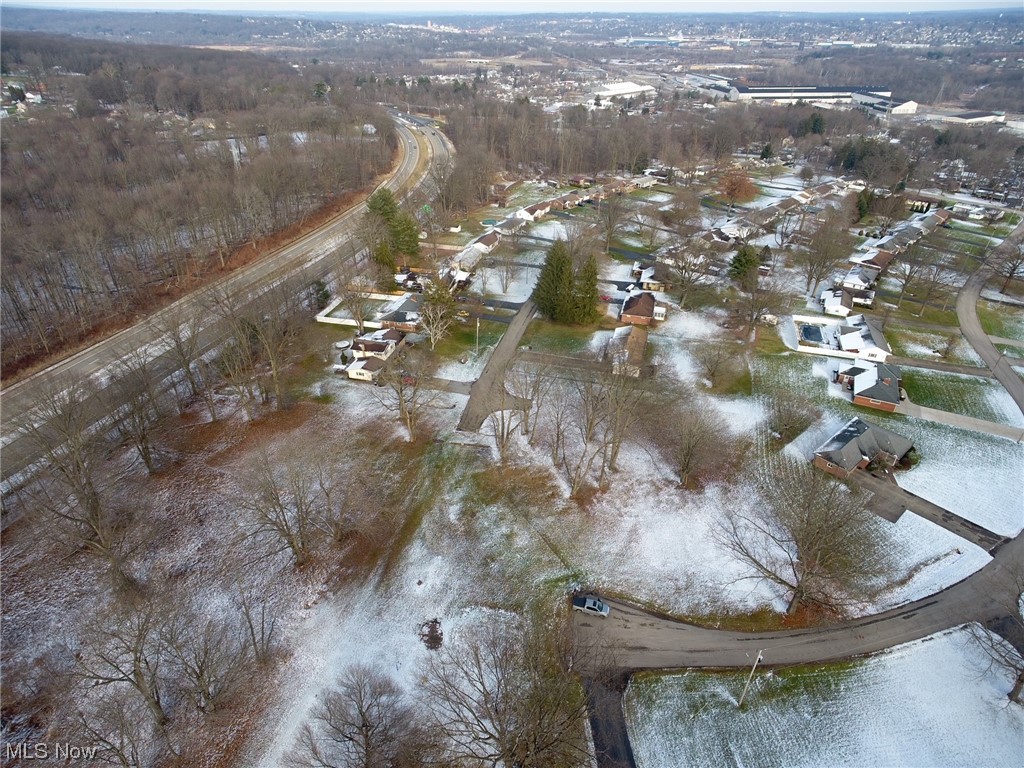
[5,0,1019,14]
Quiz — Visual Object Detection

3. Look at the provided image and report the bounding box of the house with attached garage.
[812,417,914,479]
[835,359,903,412]
[620,291,666,326]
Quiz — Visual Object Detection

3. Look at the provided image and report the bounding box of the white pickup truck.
[571,595,610,618]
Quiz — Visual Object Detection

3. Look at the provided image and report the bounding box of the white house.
[345,357,385,383]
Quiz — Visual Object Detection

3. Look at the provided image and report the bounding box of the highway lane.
[0,115,450,489]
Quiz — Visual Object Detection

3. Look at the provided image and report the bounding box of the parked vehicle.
[571,595,610,618]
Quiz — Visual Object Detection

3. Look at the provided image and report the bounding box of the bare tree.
[734,275,788,335]
[240,448,331,566]
[372,349,436,440]
[562,216,601,267]
[76,603,171,730]
[108,345,169,474]
[153,306,218,420]
[692,342,743,390]
[72,688,156,768]
[632,203,662,251]
[666,247,711,310]
[17,376,135,588]
[597,194,627,254]
[665,402,726,487]
[334,254,377,336]
[507,361,553,444]
[598,368,649,475]
[494,244,522,295]
[871,194,907,237]
[775,209,798,248]
[799,210,853,296]
[993,237,1024,293]
[293,664,434,768]
[485,379,525,464]
[162,612,251,715]
[418,282,455,351]
[421,620,589,768]
[718,459,889,616]
[891,247,935,309]
[968,565,1024,704]
[236,589,277,666]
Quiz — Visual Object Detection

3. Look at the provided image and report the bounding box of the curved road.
[956,225,1024,419]
[575,531,1023,673]
[1,115,448,490]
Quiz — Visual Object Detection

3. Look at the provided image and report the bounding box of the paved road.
[456,299,536,432]
[1,117,445,491]
[574,529,1024,674]
[957,227,1024,420]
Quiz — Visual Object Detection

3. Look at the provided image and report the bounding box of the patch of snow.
[872,513,991,610]
[626,626,1024,768]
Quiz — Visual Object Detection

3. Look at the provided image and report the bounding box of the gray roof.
[814,417,914,472]
[855,362,901,404]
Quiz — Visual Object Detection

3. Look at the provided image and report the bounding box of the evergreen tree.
[571,253,600,323]
[367,189,399,222]
[729,245,760,289]
[392,211,421,256]
[533,240,573,322]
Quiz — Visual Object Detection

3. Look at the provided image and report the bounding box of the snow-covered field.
[625,626,1024,768]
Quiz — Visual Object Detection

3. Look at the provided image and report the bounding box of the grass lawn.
[885,328,981,366]
[976,300,1024,340]
[974,299,1024,337]
[521,318,611,354]
[867,301,959,328]
[901,369,1009,422]
[433,318,506,358]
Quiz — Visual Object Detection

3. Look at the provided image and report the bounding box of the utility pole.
[475,317,480,357]
[738,649,764,708]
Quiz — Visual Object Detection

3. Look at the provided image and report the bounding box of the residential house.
[551,193,582,210]
[793,313,891,362]
[631,262,667,292]
[835,359,902,412]
[345,356,385,383]
[351,339,396,361]
[620,291,666,326]
[474,230,501,252]
[379,294,422,332]
[839,265,879,292]
[812,417,914,479]
[821,288,855,317]
[849,249,896,273]
[606,324,649,377]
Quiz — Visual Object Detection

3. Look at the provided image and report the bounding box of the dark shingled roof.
[814,417,913,472]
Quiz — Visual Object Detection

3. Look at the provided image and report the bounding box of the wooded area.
[0,33,396,377]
